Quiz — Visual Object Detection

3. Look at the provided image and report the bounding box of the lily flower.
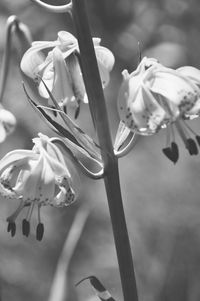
[0,133,80,240]
[0,105,16,143]
[118,57,200,163]
[20,31,115,116]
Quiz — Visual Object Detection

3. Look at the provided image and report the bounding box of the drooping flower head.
[20,31,115,117]
[0,133,80,240]
[0,105,16,143]
[118,57,200,163]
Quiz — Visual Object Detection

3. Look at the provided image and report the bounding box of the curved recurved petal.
[57,31,77,49]
[20,39,59,78]
[66,54,86,103]
[118,70,148,131]
[52,47,74,104]
[95,46,115,72]
[0,150,37,174]
[131,85,167,135]
[21,49,45,79]
[15,155,43,201]
[33,134,70,177]
[148,68,200,117]
[177,66,200,87]
[43,148,70,177]
[95,46,115,88]
[38,156,55,202]
[40,47,73,102]
[38,61,54,98]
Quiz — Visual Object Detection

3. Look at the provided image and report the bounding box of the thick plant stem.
[72,1,138,300]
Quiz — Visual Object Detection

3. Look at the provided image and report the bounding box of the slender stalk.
[0,16,18,103]
[71,1,138,300]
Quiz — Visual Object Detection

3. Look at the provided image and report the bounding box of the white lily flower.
[20,31,115,115]
[0,105,16,143]
[0,133,80,240]
[118,57,200,163]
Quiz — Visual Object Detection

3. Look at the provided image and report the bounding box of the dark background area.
[1,0,200,300]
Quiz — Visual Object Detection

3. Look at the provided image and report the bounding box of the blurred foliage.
[1,0,200,301]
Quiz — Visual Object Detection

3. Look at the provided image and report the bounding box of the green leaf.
[39,78,101,160]
[52,137,104,178]
[22,83,82,147]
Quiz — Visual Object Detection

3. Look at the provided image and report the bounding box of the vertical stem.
[72,1,138,301]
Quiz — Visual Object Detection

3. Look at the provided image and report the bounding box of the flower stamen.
[175,119,198,155]
[22,202,35,237]
[162,124,179,163]
[7,199,24,237]
[36,223,44,241]
[36,205,44,241]
[22,219,30,237]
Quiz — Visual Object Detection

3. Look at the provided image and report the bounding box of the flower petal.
[53,176,76,207]
[57,31,77,49]
[33,134,71,177]
[95,46,115,88]
[38,156,56,203]
[20,40,59,78]
[0,150,37,174]
[118,73,168,135]
[38,61,54,98]
[0,124,6,143]
[177,66,200,86]
[66,54,86,103]
[53,47,75,104]
[148,68,200,117]
[14,156,43,201]
[0,108,16,136]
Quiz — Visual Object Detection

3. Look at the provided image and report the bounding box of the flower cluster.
[0,133,80,240]
[20,31,115,117]
[118,57,200,162]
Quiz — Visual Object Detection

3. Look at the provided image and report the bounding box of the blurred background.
[1,0,200,300]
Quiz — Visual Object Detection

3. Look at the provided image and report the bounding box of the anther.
[7,221,16,237]
[36,223,44,241]
[171,142,179,163]
[186,138,198,155]
[22,219,30,237]
[162,142,179,164]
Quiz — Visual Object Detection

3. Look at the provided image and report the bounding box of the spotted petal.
[118,71,168,135]
[147,68,200,118]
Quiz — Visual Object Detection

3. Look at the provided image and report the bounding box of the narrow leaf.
[39,78,101,160]
[52,137,104,178]
[22,84,82,147]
